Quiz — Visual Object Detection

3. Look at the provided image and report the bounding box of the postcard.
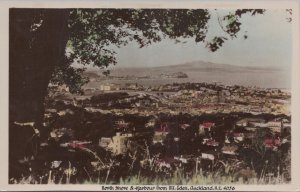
[0,0,299,191]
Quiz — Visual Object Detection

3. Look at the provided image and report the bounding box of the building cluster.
[79,82,290,117]
[43,81,291,180]
[93,113,291,174]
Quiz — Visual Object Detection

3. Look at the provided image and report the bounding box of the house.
[237,118,266,128]
[233,133,244,143]
[68,141,92,149]
[282,119,291,128]
[248,119,267,127]
[201,153,215,161]
[201,150,218,161]
[224,131,237,143]
[50,128,74,142]
[155,122,170,135]
[100,83,120,91]
[244,126,260,132]
[57,84,70,92]
[225,135,231,144]
[153,134,166,144]
[202,138,219,147]
[174,155,193,164]
[263,138,281,150]
[263,138,274,149]
[180,124,191,130]
[114,119,129,132]
[99,137,113,149]
[199,122,215,134]
[154,158,178,171]
[145,118,156,128]
[221,144,239,155]
[153,123,171,144]
[274,138,281,146]
[236,119,248,127]
[282,121,291,133]
[267,119,283,133]
[60,140,92,149]
[108,132,133,155]
[126,83,141,90]
[57,109,74,116]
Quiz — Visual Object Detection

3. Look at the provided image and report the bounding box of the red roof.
[264,138,281,148]
[69,143,84,149]
[115,123,128,130]
[264,139,274,148]
[206,139,219,146]
[67,141,91,149]
[156,123,170,132]
[201,122,215,129]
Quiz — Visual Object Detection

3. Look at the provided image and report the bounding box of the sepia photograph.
[1,0,300,191]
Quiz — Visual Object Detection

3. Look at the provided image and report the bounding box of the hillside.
[96,61,279,76]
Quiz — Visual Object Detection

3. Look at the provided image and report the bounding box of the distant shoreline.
[84,60,290,89]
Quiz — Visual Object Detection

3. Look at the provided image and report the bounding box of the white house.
[100,83,120,91]
[108,132,133,154]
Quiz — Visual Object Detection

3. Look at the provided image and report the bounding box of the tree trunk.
[9,9,69,178]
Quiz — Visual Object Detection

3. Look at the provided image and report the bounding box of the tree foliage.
[49,9,266,93]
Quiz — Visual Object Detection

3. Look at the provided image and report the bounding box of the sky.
[113,9,292,71]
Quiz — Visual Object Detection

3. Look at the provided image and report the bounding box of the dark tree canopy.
[54,9,212,93]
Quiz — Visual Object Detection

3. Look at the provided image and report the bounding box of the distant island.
[160,72,188,78]
[84,60,289,89]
